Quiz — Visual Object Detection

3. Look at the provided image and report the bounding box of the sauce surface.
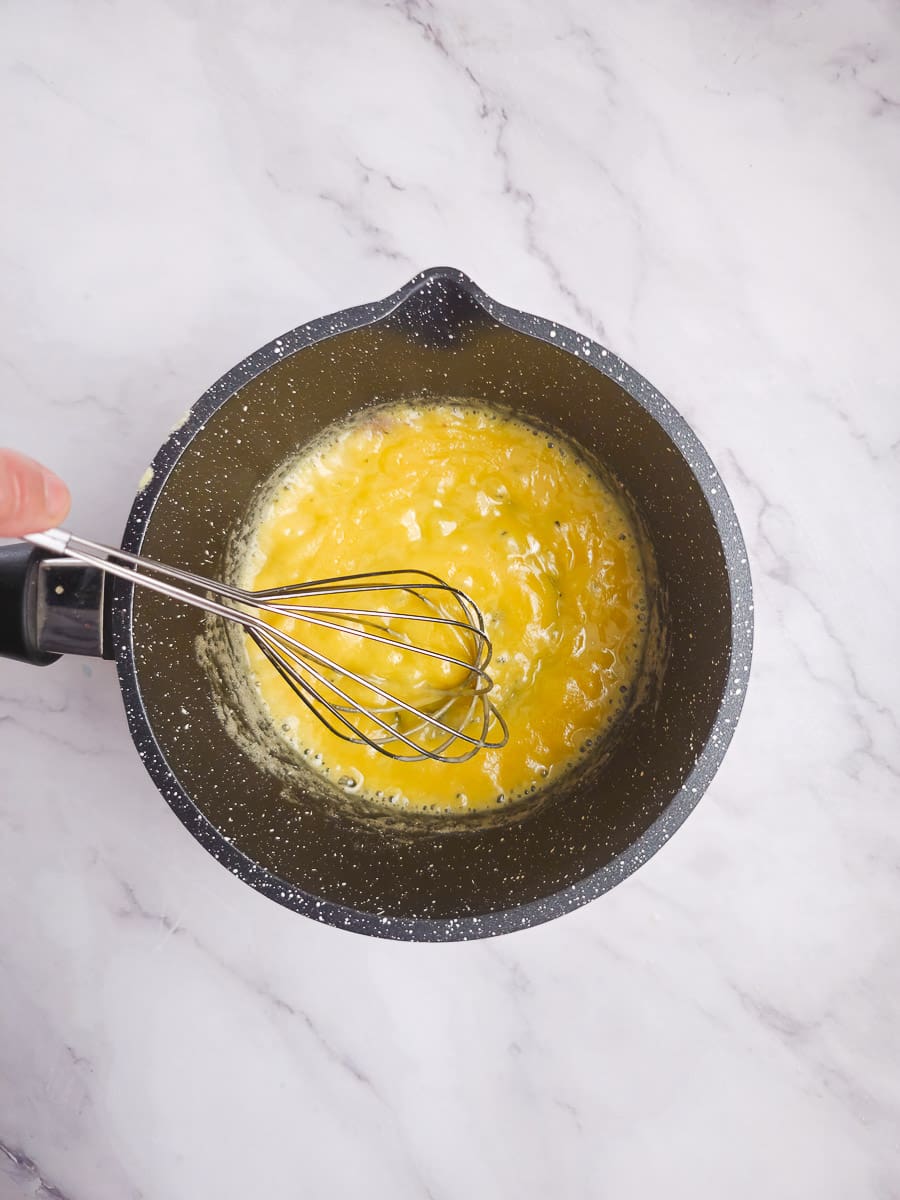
[243,402,648,813]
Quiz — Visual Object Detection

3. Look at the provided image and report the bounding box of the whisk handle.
[0,542,60,665]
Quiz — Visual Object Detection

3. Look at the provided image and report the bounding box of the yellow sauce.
[243,402,648,813]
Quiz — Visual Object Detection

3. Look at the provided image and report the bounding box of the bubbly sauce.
[242,402,649,813]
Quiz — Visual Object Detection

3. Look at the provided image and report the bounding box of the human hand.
[0,448,71,537]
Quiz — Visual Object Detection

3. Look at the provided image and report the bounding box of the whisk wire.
[252,628,495,763]
[250,612,502,758]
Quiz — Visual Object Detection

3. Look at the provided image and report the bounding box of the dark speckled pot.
[114,267,752,940]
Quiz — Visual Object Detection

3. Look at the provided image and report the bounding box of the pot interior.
[126,276,737,927]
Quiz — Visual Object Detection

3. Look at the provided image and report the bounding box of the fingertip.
[42,470,71,526]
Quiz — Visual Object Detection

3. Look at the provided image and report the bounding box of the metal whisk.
[24,529,509,763]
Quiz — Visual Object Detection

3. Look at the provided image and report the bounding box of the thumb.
[0,448,71,537]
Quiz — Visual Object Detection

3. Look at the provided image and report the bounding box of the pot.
[0,267,752,940]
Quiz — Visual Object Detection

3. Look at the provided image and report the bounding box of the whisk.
[24,528,509,763]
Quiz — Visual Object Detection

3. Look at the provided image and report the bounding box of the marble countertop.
[1,2,898,1197]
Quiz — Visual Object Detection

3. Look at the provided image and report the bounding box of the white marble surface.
[1,1,898,1196]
